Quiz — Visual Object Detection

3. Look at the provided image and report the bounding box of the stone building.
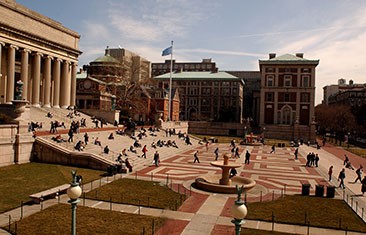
[0,0,81,166]
[259,53,319,141]
[0,0,81,108]
[152,58,218,77]
[154,71,243,122]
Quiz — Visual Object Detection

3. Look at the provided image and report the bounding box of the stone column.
[20,49,30,101]
[31,52,42,107]
[0,42,4,103]
[52,58,61,108]
[70,62,77,108]
[6,45,17,104]
[60,60,71,109]
[43,56,52,107]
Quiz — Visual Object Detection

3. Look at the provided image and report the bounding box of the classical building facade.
[0,0,81,108]
[152,58,218,77]
[154,71,243,122]
[259,53,319,141]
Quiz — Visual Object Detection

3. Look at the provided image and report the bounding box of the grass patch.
[3,204,164,235]
[85,178,185,210]
[0,162,104,213]
[246,195,366,232]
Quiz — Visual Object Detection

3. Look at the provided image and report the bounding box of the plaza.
[0,109,365,234]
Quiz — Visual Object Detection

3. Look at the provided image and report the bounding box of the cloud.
[272,6,366,104]
[106,0,217,42]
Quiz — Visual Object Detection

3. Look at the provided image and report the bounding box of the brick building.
[154,71,243,122]
[259,53,319,141]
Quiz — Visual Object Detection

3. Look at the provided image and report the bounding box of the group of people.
[305,152,320,167]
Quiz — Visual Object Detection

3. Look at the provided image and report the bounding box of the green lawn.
[85,178,186,210]
[0,162,104,213]
[246,195,366,232]
[4,204,164,235]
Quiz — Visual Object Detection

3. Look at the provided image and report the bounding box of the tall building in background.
[0,0,81,108]
[152,58,218,77]
[259,53,319,141]
[154,71,243,122]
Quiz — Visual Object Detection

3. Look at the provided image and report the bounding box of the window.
[265,93,273,102]
[302,75,310,87]
[284,93,290,102]
[284,75,292,87]
[266,68,274,73]
[189,87,198,95]
[280,106,292,125]
[301,93,310,102]
[266,75,274,87]
[188,98,197,106]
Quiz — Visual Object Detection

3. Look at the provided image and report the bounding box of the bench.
[29,184,70,204]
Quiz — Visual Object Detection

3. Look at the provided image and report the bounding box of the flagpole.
[168,40,173,122]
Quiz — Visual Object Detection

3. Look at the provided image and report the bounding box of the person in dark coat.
[244,150,251,164]
[361,176,366,195]
[338,168,346,189]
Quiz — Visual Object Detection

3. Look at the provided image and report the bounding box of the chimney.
[296,53,304,58]
[269,53,276,59]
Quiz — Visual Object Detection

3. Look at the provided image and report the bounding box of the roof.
[154,71,240,81]
[259,54,319,65]
[92,54,121,64]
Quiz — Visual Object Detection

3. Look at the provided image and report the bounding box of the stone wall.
[188,121,249,137]
[162,121,189,134]
[263,124,316,143]
[33,138,113,171]
[80,109,120,125]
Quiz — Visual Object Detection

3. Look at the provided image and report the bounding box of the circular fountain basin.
[195,175,256,194]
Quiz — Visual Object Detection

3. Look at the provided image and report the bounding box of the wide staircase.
[29,107,199,172]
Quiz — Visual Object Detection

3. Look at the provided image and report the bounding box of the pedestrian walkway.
[1,139,366,234]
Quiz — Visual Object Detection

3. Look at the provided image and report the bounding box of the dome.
[92,54,120,64]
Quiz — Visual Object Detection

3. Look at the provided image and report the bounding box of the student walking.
[328,166,333,181]
[361,176,366,195]
[193,151,200,163]
[338,168,346,189]
[214,147,219,161]
[270,145,275,154]
[294,148,298,160]
[153,151,160,167]
[354,165,363,183]
[141,145,148,158]
[244,150,251,164]
[234,147,240,158]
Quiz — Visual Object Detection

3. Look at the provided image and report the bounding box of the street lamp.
[231,185,247,235]
[67,171,82,235]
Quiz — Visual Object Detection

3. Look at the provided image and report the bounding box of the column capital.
[33,52,43,57]
[55,58,63,63]
[0,42,5,46]
[63,60,71,65]
[22,48,31,54]
[9,44,19,50]
[45,55,53,60]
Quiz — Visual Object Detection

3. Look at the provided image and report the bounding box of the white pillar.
[52,58,61,108]
[43,56,52,107]
[20,49,30,101]
[6,45,17,103]
[31,52,42,107]
[60,60,71,109]
[70,62,77,108]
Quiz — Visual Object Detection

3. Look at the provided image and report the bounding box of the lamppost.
[67,171,82,235]
[231,185,247,235]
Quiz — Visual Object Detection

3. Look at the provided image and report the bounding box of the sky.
[16,0,366,105]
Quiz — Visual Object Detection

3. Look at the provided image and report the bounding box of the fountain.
[194,153,256,194]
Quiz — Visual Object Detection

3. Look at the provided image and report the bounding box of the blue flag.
[162,46,172,56]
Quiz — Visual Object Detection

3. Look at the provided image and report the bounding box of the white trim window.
[266,75,274,87]
[284,75,292,87]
